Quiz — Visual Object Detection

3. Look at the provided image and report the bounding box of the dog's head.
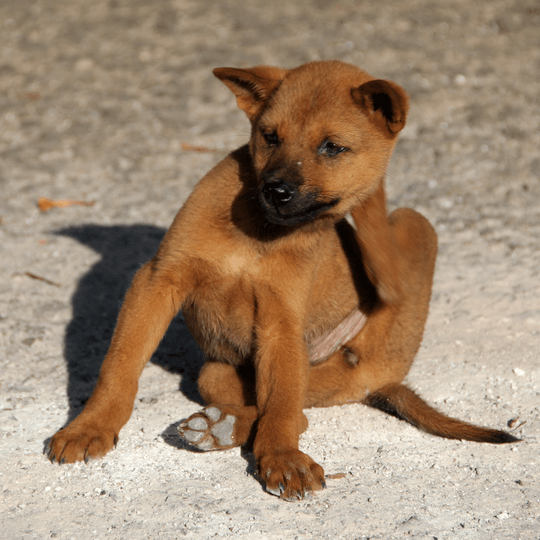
[214,61,408,227]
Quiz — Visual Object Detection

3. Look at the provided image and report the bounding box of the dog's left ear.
[352,79,409,135]
[213,66,288,121]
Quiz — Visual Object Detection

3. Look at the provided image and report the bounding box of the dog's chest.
[183,250,261,360]
[180,219,360,362]
[220,251,256,277]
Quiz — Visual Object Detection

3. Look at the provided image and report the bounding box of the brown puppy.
[48,61,518,501]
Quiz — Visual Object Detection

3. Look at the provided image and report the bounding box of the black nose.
[261,182,296,208]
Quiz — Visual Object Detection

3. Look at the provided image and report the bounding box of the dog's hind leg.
[179,361,310,451]
[180,361,305,451]
[178,361,257,450]
[306,197,438,408]
[343,201,439,392]
[307,202,517,443]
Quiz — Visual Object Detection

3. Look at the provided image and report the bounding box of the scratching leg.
[306,203,437,407]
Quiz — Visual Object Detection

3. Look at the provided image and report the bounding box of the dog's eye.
[319,140,348,157]
[262,130,279,146]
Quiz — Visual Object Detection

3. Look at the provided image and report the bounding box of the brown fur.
[47,61,518,500]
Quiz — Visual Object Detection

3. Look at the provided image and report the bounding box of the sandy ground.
[1,0,539,538]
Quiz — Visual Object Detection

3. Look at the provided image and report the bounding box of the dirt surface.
[1,0,539,538]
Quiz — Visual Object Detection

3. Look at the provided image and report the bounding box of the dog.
[47,60,519,501]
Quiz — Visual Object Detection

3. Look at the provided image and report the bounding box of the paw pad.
[178,407,237,451]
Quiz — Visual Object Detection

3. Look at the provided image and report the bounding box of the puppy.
[48,61,518,501]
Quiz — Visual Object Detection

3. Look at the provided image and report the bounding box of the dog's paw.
[258,449,326,501]
[178,406,238,451]
[47,423,118,464]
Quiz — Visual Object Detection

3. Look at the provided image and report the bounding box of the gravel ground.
[1,1,539,539]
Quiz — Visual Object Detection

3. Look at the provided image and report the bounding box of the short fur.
[48,61,518,501]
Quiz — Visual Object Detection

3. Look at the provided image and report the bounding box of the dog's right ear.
[213,66,287,121]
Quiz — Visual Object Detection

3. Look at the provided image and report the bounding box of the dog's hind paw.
[178,406,237,451]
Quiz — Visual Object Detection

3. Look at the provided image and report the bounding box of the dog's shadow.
[55,223,205,422]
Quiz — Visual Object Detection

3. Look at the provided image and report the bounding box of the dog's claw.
[283,491,302,502]
[47,444,60,464]
[266,483,284,497]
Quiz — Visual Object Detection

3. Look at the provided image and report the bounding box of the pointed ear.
[351,79,409,135]
[213,66,288,120]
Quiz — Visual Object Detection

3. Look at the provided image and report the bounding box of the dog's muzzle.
[257,180,339,227]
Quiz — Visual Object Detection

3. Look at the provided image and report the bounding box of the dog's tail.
[363,383,520,444]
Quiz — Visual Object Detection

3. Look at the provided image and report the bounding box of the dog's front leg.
[48,257,192,464]
[253,290,325,501]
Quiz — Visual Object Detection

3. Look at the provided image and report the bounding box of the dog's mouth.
[257,187,339,226]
